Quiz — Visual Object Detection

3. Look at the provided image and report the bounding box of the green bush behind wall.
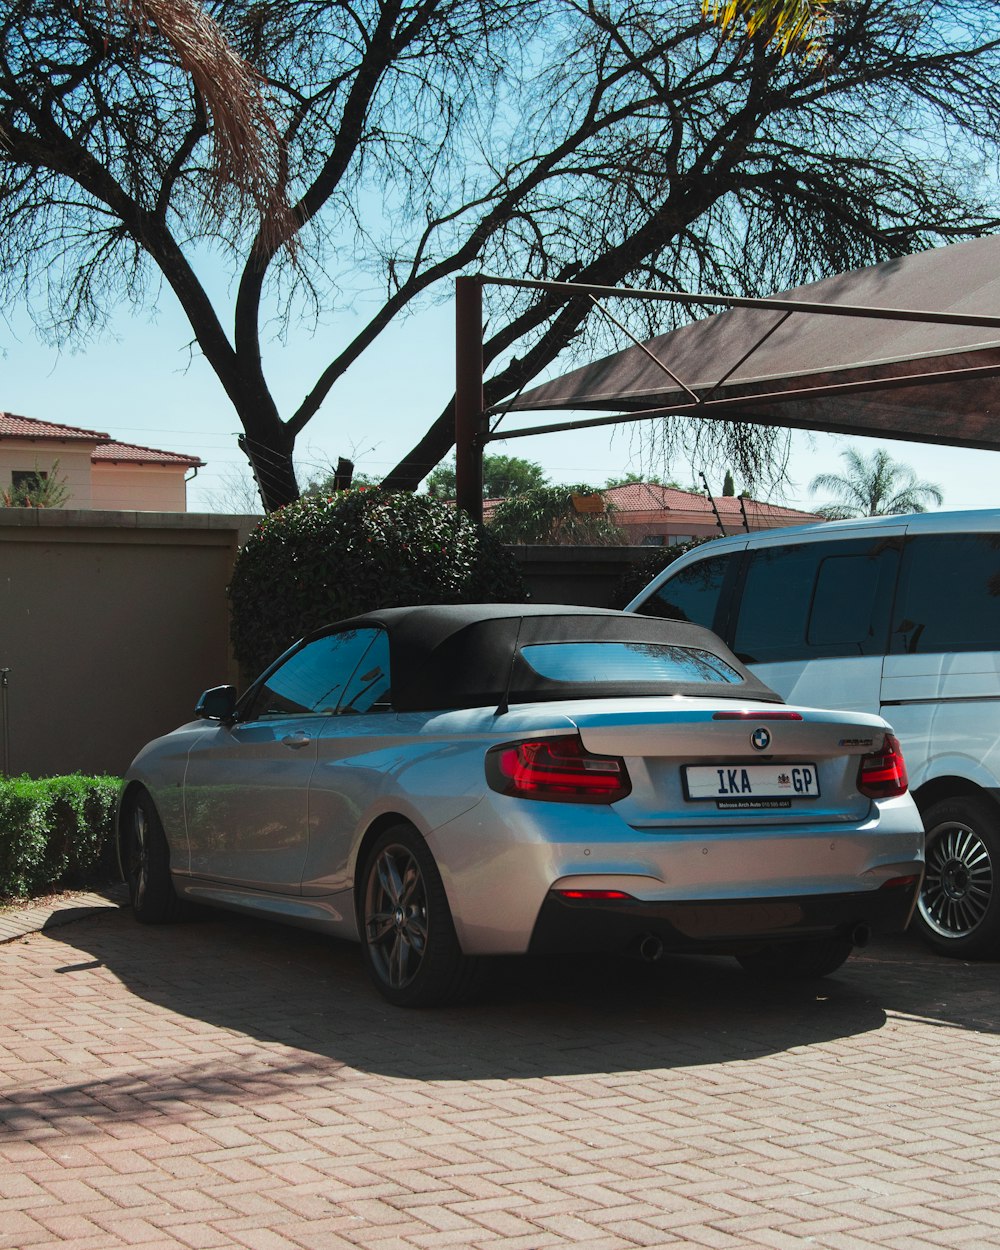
[0,775,121,900]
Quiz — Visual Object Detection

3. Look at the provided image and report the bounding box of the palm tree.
[701,0,837,57]
[809,447,944,520]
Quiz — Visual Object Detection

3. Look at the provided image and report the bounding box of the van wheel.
[915,795,1000,959]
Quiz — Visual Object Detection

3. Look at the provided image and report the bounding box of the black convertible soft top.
[302,603,782,712]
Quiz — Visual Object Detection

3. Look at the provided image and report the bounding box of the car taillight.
[858,734,909,799]
[486,734,631,804]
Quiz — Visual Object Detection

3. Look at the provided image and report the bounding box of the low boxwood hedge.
[0,775,121,901]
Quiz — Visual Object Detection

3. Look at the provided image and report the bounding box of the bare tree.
[2,1,1000,510]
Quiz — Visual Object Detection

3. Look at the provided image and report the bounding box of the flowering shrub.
[228,489,528,676]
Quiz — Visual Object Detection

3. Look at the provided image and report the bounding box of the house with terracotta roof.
[600,481,821,544]
[482,480,821,544]
[0,412,204,512]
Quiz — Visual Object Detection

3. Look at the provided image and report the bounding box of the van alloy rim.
[918,820,994,938]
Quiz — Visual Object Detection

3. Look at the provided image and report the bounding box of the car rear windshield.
[520,641,744,686]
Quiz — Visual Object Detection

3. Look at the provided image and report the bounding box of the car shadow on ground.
[40,903,997,1089]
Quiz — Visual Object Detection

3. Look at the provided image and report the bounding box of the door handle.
[281,732,312,749]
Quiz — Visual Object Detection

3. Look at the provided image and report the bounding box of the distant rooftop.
[1,411,203,468]
[0,411,107,443]
[601,481,820,522]
[483,481,820,523]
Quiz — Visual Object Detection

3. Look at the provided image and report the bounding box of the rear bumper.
[528,876,922,956]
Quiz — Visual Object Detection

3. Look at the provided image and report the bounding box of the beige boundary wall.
[0,510,256,778]
[0,512,666,778]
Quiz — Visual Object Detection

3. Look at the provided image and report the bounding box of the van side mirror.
[196,685,238,722]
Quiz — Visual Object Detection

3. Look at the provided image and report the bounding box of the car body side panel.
[304,712,496,894]
[182,716,319,891]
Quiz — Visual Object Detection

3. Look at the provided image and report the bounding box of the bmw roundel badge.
[751,727,771,751]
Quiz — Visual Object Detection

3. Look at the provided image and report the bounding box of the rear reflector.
[858,734,909,799]
[486,734,631,803]
[555,889,634,901]
[880,875,919,890]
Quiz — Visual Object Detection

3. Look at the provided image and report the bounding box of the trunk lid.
[567,698,888,827]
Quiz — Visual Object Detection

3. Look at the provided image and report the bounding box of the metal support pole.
[455,276,485,523]
[1,668,10,777]
[700,473,727,537]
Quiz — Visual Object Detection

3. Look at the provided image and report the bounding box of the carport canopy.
[490,234,1000,452]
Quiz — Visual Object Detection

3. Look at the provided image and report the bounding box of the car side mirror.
[195,685,238,722]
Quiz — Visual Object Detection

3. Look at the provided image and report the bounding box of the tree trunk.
[238,424,300,512]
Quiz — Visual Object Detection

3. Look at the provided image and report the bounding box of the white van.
[626,508,1000,959]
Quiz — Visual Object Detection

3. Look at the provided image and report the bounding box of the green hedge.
[0,775,121,900]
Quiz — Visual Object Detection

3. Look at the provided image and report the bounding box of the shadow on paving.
[37,904,999,1085]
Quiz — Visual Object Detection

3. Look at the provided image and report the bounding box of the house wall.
[91,464,189,512]
[0,441,96,507]
[613,506,817,545]
[615,514,721,545]
[0,510,254,778]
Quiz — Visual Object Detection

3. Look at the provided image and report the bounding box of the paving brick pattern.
[2,904,999,1249]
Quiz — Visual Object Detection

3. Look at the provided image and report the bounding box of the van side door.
[882,528,1000,790]
[729,532,903,714]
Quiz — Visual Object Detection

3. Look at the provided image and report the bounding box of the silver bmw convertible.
[119,604,923,1006]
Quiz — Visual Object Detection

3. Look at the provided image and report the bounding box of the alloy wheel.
[128,803,150,906]
[918,819,994,939]
[364,844,429,989]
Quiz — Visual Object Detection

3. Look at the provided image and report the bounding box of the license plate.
[684,763,820,802]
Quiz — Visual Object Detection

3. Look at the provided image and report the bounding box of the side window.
[891,533,1000,654]
[339,630,392,713]
[246,628,382,718]
[634,553,735,633]
[733,539,898,664]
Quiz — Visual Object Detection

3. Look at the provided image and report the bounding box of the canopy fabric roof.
[502,235,1000,451]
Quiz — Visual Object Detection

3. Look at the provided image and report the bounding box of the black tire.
[736,937,853,980]
[122,789,184,924]
[914,794,1000,959]
[359,824,478,1007]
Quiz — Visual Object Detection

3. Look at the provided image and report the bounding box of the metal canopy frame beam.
[453,273,1000,521]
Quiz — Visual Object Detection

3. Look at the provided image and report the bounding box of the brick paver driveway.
[2,904,999,1250]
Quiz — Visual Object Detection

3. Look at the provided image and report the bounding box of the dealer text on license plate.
[684,763,820,809]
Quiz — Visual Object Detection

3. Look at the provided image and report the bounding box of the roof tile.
[1,411,203,467]
[92,440,204,468]
[0,410,107,442]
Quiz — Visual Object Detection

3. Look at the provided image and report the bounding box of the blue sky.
[3,284,998,515]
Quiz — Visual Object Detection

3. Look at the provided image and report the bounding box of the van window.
[732,539,898,664]
[891,533,1000,654]
[633,552,734,632]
